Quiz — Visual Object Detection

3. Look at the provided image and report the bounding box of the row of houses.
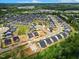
[0,28,47,48]
[24,25,71,55]
[1,14,47,25]
[38,29,71,48]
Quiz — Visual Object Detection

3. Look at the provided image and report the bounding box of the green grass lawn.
[14,24,29,35]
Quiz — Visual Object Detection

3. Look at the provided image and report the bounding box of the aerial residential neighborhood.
[0,13,71,53]
[0,0,79,59]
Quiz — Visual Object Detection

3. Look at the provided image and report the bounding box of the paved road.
[0,42,28,54]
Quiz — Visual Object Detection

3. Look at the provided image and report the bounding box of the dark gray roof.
[51,36,58,42]
[45,38,52,44]
[13,36,20,42]
[56,34,62,39]
[39,40,46,48]
[28,33,33,38]
[33,32,39,36]
[4,38,12,45]
[62,32,67,38]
